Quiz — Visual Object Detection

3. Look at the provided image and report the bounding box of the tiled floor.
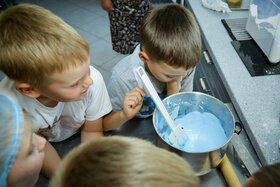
[21,0,128,85]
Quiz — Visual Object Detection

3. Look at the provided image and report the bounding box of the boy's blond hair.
[50,136,200,187]
[140,4,201,70]
[0,4,89,88]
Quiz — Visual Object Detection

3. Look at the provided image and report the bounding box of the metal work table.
[35,114,260,187]
[108,115,260,186]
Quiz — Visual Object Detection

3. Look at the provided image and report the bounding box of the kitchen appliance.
[221,16,280,76]
[245,0,280,64]
[231,39,280,76]
[153,92,235,176]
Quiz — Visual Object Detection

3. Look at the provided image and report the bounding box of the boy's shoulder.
[89,65,102,80]
[111,45,142,78]
[89,65,107,87]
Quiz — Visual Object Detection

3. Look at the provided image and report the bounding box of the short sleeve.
[180,67,196,92]
[85,66,112,121]
[108,71,133,112]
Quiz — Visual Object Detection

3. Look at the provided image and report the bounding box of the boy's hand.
[101,0,114,12]
[103,87,145,130]
[123,86,146,119]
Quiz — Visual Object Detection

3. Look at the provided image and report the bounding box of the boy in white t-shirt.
[0,4,145,178]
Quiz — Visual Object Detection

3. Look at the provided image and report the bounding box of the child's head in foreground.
[50,136,200,187]
[0,4,92,102]
[139,3,201,83]
[244,163,280,187]
[0,95,46,187]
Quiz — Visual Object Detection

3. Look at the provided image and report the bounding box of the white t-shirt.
[107,45,195,118]
[0,66,112,142]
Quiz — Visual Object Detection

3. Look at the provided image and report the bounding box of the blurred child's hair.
[0,4,89,88]
[139,4,201,70]
[50,136,200,187]
[244,163,280,187]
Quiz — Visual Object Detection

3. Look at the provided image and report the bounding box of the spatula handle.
[135,66,176,130]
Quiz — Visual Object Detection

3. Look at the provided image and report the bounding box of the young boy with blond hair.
[108,3,201,118]
[0,4,145,178]
[50,136,200,187]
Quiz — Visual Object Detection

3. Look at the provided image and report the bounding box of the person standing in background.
[101,0,151,54]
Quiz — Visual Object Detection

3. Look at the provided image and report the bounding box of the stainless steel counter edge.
[186,0,280,165]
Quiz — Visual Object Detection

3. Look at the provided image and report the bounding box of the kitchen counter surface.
[36,116,251,187]
[186,0,280,165]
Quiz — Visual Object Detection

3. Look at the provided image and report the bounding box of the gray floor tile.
[67,0,97,8]
[75,27,100,45]
[103,30,113,43]
[36,0,78,17]
[78,14,110,38]
[62,8,97,27]
[77,0,108,17]
[89,38,118,67]
[100,53,128,71]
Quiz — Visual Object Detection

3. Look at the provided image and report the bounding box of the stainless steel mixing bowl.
[153,92,235,176]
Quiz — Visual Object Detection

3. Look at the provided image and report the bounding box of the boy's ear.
[15,83,41,99]
[138,50,150,64]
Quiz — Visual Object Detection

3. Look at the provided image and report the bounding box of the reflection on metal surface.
[232,40,280,76]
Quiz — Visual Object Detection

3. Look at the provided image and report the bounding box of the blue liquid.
[159,111,228,152]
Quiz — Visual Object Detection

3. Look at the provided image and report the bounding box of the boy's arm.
[103,86,145,131]
[101,0,114,12]
[166,73,190,95]
[81,118,104,142]
[41,141,61,178]
[166,81,179,96]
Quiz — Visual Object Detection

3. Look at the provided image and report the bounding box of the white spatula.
[135,66,188,147]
